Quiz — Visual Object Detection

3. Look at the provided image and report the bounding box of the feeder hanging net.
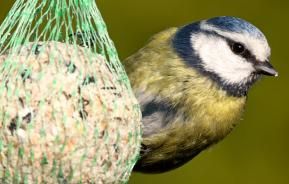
[0,0,142,183]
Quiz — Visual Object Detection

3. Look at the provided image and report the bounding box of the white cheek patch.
[200,22,271,62]
[191,33,255,84]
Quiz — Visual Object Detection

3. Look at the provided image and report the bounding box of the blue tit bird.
[123,16,278,173]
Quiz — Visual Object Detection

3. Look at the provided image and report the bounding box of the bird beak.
[254,61,278,77]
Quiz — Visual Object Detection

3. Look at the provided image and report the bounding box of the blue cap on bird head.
[205,16,266,40]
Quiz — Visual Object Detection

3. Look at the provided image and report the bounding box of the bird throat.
[204,72,261,97]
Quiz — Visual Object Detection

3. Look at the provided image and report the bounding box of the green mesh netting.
[0,0,142,183]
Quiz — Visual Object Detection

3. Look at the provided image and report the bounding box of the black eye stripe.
[231,42,245,54]
[226,39,248,57]
[224,38,257,62]
[202,30,258,62]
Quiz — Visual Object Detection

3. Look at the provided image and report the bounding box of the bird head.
[173,16,278,97]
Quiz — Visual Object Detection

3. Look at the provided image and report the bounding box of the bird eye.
[231,42,245,55]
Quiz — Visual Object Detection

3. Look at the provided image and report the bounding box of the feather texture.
[124,28,246,172]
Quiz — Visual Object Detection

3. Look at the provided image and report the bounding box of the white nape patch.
[200,21,271,62]
[191,33,255,84]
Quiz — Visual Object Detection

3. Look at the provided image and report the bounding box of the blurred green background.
[1,0,289,184]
